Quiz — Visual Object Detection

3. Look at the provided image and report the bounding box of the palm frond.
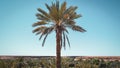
[42,28,50,34]
[68,6,78,15]
[60,1,66,13]
[36,13,50,21]
[69,13,82,20]
[56,0,59,11]
[32,26,46,33]
[49,2,60,22]
[64,28,69,34]
[45,3,51,12]
[62,6,79,22]
[38,27,48,40]
[42,33,49,47]
[65,20,76,25]
[35,31,41,35]
[39,34,44,40]
[41,27,54,46]
[37,8,50,18]
[59,1,66,19]
[64,6,77,15]
[63,31,66,50]
[72,25,86,32]
[73,14,82,19]
[45,27,54,34]
[32,27,40,33]
[39,26,54,40]
[32,21,47,27]
[66,35,70,48]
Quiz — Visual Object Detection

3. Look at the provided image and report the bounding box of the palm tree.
[32,1,86,68]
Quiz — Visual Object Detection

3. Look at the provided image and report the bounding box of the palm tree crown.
[32,1,86,49]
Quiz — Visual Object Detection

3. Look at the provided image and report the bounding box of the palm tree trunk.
[56,26,61,68]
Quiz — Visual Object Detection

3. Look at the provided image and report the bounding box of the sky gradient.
[0,0,120,56]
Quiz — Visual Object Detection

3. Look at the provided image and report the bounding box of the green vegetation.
[0,57,120,68]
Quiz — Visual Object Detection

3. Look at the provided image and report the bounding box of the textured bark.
[56,26,61,68]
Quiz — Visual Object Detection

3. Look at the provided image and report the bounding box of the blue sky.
[0,0,120,56]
